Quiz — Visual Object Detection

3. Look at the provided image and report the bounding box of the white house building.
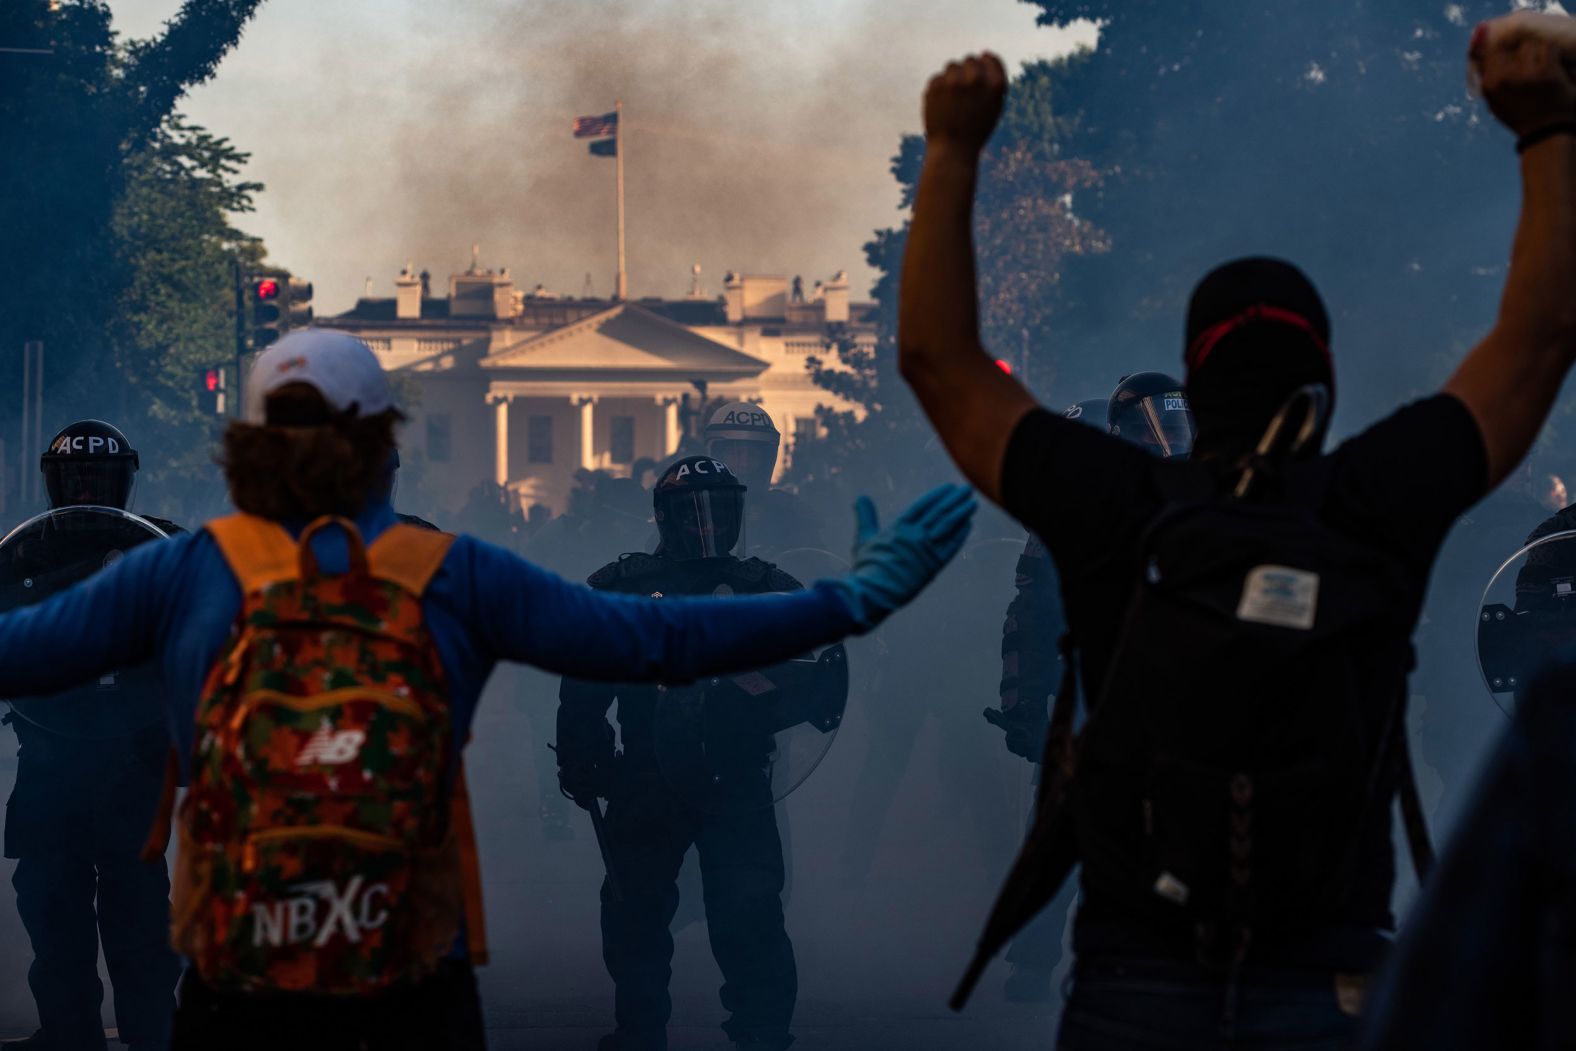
[318,259,874,515]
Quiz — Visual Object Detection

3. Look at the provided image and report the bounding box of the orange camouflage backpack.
[152,513,487,994]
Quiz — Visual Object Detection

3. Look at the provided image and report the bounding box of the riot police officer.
[557,456,842,1051]
[1,422,181,1050]
[703,402,825,557]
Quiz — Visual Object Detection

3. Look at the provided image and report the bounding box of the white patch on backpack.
[296,722,367,766]
[250,876,391,948]
[1237,565,1319,630]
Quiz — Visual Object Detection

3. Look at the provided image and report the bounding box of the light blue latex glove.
[823,484,977,633]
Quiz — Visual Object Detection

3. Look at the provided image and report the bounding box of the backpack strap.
[369,523,455,597]
[206,514,301,592]
[139,746,182,864]
[450,760,488,965]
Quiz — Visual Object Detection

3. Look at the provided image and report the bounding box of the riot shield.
[0,506,170,739]
[1477,528,1576,716]
[770,546,850,587]
[654,642,848,815]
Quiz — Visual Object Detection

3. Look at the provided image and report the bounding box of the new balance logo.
[295,723,366,766]
[250,876,390,948]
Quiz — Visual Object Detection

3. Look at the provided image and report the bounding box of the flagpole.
[614,99,627,301]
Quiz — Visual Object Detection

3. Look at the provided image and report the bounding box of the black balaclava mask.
[1184,257,1334,463]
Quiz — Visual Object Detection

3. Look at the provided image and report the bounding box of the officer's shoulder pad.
[738,557,803,592]
[588,552,662,589]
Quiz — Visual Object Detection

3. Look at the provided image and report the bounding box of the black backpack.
[954,387,1434,1006]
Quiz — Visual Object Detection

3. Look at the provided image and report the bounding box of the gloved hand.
[824,484,976,633]
[554,713,618,811]
[983,698,1048,763]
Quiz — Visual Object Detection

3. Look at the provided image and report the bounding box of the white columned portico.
[575,395,598,471]
[493,396,510,486]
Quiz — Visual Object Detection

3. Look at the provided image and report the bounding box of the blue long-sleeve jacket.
[0,499,857,775]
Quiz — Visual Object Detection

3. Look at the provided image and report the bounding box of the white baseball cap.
[244,329,394,424]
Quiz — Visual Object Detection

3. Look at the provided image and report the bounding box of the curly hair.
[220,383,403,520]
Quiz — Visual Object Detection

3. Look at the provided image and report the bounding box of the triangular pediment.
[482,302,766,376]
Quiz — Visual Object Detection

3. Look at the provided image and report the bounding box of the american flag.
[573,111,618,139]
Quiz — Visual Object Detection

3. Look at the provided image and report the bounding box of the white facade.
[321,265,872,515]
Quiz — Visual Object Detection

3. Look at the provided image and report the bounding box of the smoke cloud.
[136,0,1094,312]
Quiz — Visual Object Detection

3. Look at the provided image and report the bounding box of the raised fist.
[1470,11,1576,137]
[923,52,1008,154]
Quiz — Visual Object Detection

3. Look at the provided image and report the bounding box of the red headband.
[1185,304,1330,373]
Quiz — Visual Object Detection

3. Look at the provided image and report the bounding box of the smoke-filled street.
[5,2,1576,1050]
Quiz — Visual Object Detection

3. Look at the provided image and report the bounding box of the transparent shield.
[654,641,848,815]
[770,546,849,583]
[0,506,170,739]
[1477,528,1576,716]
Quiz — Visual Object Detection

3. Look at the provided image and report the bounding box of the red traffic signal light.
[204,369,220,393]
[994,358,1013,374]
[246,272,311,349]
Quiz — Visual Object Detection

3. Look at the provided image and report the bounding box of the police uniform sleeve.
[558,560,624,716]
[1000,533,1062,710]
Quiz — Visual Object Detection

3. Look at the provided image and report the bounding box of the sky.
[111,0,1097,314]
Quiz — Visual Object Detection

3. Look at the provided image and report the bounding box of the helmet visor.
[659,489,743,559]
[1113,393,1195,459]
[43,460,136,510]
[707,439,778,487]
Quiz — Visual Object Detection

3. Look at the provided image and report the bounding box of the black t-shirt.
[1000,393,1489,967]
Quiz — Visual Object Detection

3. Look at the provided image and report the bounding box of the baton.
[587,798,624,903]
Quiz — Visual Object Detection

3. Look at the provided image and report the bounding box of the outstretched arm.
[1445,11,1576,487]
[476,486,976,683]
[899,53,1038,505]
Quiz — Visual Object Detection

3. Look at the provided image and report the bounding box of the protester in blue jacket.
[0,329,975,1051]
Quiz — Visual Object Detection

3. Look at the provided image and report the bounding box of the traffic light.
[196,367,227,416]
[283,275,314,327]
[251,276,284,348]
[248,273,314,349]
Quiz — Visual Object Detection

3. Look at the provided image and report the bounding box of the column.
[659,396,680,457]
[576,396,597,471]
[493,397,509,487]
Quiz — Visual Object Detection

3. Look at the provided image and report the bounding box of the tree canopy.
[0,0,266,516]
[786,59,1104,515]
[1019,1,1524,427]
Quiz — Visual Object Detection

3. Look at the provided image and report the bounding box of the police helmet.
[1107,373,1195,459]
[704,401,780,489]
[1062,398,1109,429]
[40,420,139,510]
[653,455,747,559]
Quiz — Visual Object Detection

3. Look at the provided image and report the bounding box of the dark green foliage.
[1020,1,1522,427]
[786,59,1104,513]
[0,0,263,517]
[113,118,264,517]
